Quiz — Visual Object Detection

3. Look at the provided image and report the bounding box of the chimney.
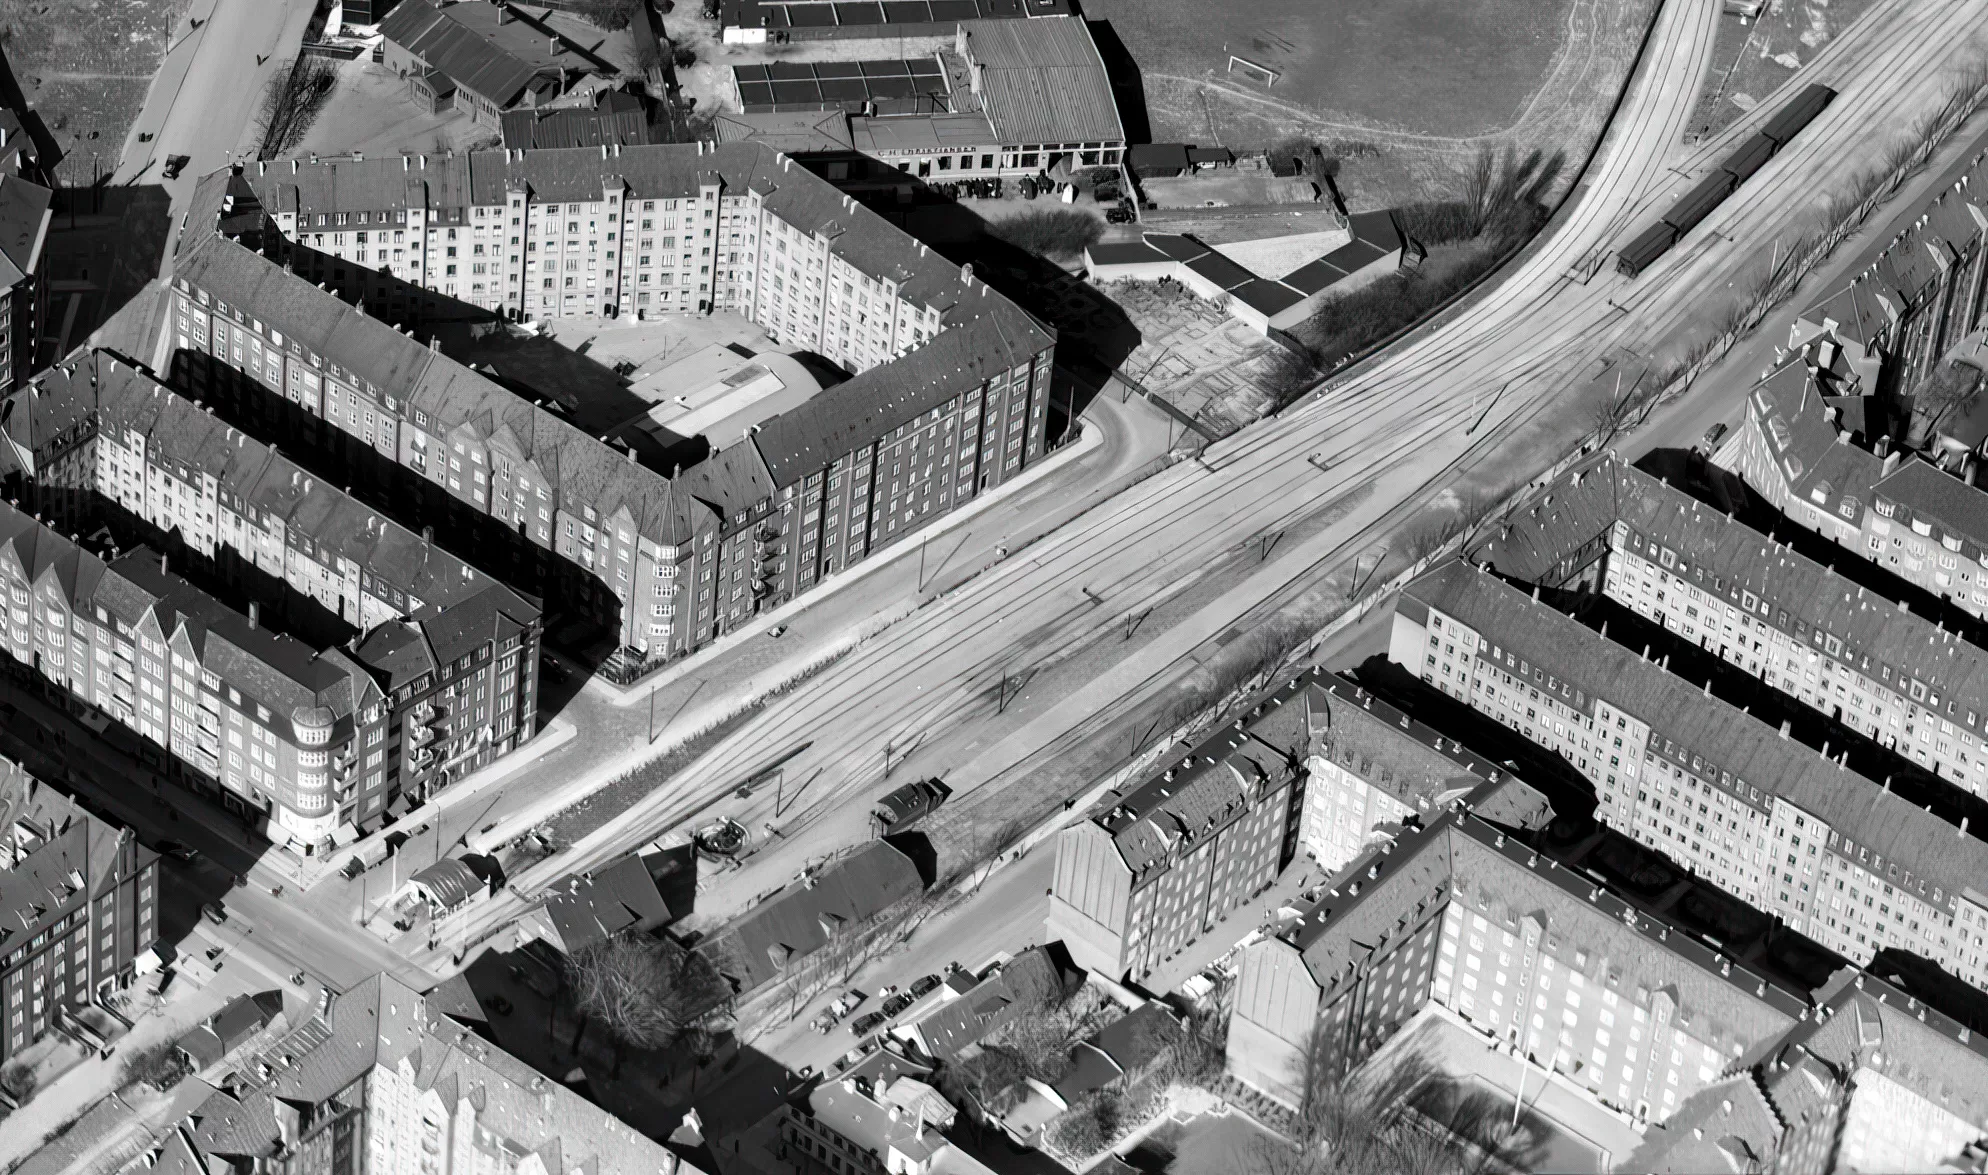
[423,525,435,542]
[248,601,260,629]
[430,336,442,352]
[499,1,514,21]
[159,553,168,574]
[1779,720,1791,739]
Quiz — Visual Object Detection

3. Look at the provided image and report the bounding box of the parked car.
[828,990,866,1017]
[849,1011,889,1036]
[201,902,227,924]
[152,839,199,862]
[539,655,570,683]
[811,1012,840,1034]
[909,973,943,997]
[1702,421,1729,449]
[1105,207,1136,224]
[162,155,191,179]
[881,993,913,1016]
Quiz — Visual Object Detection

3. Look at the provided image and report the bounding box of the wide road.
[437,0,1988,960]
[112,0,316,237]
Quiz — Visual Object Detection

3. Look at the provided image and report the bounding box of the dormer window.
[1913,519,1934,536]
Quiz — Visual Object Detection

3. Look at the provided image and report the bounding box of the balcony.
[406,724,435,749]
[411,700,438,725]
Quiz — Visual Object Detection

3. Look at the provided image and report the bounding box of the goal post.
[1227,54,1279,86]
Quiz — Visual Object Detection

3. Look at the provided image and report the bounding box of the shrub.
[565,0,642,29]
[0,1059,35,1101]
[987,209,1103,261]
[672,46,697,69]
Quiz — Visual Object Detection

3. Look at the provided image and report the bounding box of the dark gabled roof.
[500,90,653,151]
[1472,452,1988,724]
[906,945,1074,1061]
[1184,251,1254,291]
[544,850,677,951]
[1229,278,1304,316]
[702,840,926,993]
[1402,559,1988,897]
[409,858,482,908]
[380,0,607,109]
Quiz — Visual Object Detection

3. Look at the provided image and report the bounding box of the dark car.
[1105,207,1136,224]
[1702,421,1729,449]
[539,655,570,683]
[908,973,942,997]
[162,154,191,180]
[881,992,914,1016]
[153,839,199,862]
[201,902,227,924]
[849,1011,889,1036]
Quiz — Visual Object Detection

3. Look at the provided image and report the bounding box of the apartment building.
[1788,142,1988,398]
[122,972,707,1175]
[167,151,1052,666]
[1472,453,1988,793]
[1725,355,1988,622]
[1394,558,1988,989]
[1229,806,1988,1171]
[1631,969,1988,1174]
[0,755,158,1063]
[1295,673,1552,872]
[0,350,543,831]
[0,495,534,848]
[1047,672,1319,981]
[1046,669,1551,982]
[1229,809,1809,1124]
[0,172,50,397]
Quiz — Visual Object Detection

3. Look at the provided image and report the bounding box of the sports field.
[1085,0,1658,207]
[1088,0,1574,138]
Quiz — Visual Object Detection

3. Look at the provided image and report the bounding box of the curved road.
[435,0,1988,960]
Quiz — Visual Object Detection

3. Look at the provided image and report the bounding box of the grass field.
[1087,0,1658,210]
[1086,0,1574,138]
[0,0,191,181]
[1687,0,1880,139]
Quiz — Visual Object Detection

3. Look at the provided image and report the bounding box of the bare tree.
[564,935,724,1052]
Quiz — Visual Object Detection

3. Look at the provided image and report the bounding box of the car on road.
[811,1011,840,1034]
[909,973,942,997]
[767,624,788,638]
[162,154,191,180]
[1702,422,1728,449]
[1105,207,1135,224]
[152,839,199,862]
[539,655,571,683]
[201,902,227,924]
[848,1011,888,1036]
[827,990,865,1017]
[881,992,914,1016]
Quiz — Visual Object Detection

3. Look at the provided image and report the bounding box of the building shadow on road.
[40,185,173,367]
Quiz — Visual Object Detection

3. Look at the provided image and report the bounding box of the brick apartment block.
[0,755,158,1063]
[1227,804,1988,1172]
[160,150,1052,667]
[0,351,540,848]
[1393,559,1988,988]
[1046,669,1551,982]
[1475,453,1988,793]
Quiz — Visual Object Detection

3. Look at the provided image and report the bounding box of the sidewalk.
[0,970,252,1172]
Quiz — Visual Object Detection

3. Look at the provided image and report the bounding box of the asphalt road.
[112,0,316,235]
[432,0,1988,966]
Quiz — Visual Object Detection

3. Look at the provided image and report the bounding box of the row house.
[165,152,1051,667]
[1046,669,1550,982]
[1227,809,1810,1127]
[0,349,525,643]
[1726,356,1988,623]
[0,496,533,849]
[0,755,158,1063]
[1791,143,1988,398]
[1472,453,1988,795]
[118,973,707,1175]
[1394,558,1988,993]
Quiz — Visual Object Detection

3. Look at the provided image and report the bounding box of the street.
[112,0,317,236]
[437,0,1988,967]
